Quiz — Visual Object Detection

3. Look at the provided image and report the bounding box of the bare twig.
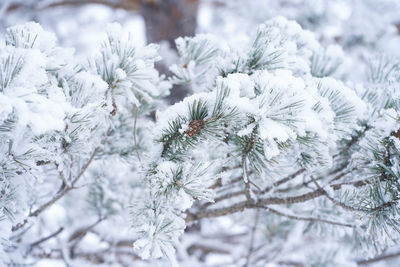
[245,209,260,267]
[29,147,99,218]
[28,227,64,251]
[55,162,70,189]
[310,176,365,212]
[12,147,101,232]
[69,217,106,257]
[187,244,230,257]
[201,190,245,209]
[263,206,354,228]
[260,168,306,194]
[68,217,105,243]
[187,189,326,222]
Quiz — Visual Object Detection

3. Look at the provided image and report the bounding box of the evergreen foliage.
[1,14,400,267]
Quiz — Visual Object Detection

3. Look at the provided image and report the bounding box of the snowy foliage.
[1,4,400,267]
[0,21,169,265]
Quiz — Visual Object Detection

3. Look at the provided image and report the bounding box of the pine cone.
[187,120,204,137]
[394,129,400,140]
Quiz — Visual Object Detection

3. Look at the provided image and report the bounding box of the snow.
[2,2,400,266]
[36,260,66,267]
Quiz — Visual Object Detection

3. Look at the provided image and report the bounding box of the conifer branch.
[187,189,326,222]
[357,250,400,265]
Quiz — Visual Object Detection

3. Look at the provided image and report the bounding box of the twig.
[242,130,258,202]
[187,244,230,256]
[28,227,64,251]
[260,168,306,194]
[12,147,101,232]
[68,217,105,243]
[357,250,400,265]
[187,189,326,222]
[201,190,245,209]
[55,162,70,189]
[262,206,354,228]
[72,147,99,185]
[331,179,372,190]
[310,176,365,212]
[161,130,180,157]
[333,125,371,159]
[369,196,400,213]
[69,217,106,257]
[29,147,99,218]
[133,109,141,163]
[245,209,260,267]
[10,220,33,239]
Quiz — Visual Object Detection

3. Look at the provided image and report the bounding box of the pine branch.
[242,125,259,201]
[357,250,400,265]
[161,130,180,157]
[368,197,400,213]
[187,189,326,222]
[199,166,382,218]
[186,201,248,222]
[333,125,371,159]
[187,186,359,228]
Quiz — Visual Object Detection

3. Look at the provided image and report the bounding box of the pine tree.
[1,15,400,267]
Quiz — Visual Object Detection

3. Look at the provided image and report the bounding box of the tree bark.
[140,0,199,48]
[140,0,199,103]
[4,0,199,103]
[6,0,199,48]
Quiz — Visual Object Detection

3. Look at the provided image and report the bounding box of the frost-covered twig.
[187,189,327,222]
[29,147,100,218]
[244,209,260,267]
[28,227,64,251]
[264,206,354,228]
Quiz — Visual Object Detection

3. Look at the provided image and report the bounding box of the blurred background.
[2,1,400,266]
[1,0,400,103]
